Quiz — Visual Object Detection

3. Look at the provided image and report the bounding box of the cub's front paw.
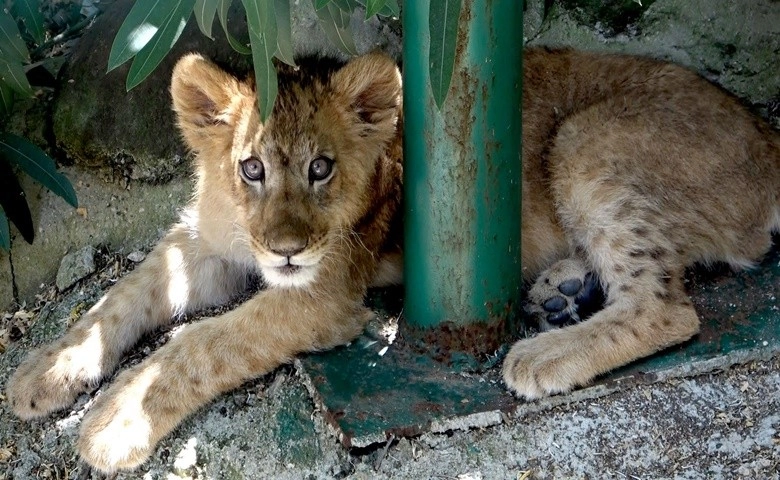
[77,365,167,473]
[502,331,585,399]
[527,258,606,330]
[7,341,100,419]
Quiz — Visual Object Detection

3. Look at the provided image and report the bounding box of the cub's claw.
[527,258,606,330]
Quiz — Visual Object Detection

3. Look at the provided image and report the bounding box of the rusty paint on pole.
[403,0,523,354]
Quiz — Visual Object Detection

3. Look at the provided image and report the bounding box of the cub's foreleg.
[76,284,368,473]
[7,224,250,419]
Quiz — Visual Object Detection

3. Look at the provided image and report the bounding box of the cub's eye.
[308,156,334,183]
[240,157,265,182]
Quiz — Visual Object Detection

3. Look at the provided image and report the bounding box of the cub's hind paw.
[528,258,606,330]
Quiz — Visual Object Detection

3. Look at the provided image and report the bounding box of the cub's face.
[171,54,401,288]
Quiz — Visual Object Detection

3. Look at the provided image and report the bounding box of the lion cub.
[6,48,780,473]
[8,53,404,472]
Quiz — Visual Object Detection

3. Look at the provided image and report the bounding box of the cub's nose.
[266,236,308,258]
[263,215,310,258]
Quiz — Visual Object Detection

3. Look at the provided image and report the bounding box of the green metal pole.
[403,0,523,353]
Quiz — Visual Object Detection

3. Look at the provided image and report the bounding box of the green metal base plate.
[298,244,780,448]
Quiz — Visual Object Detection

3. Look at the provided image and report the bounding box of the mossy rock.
[52,0,252,183]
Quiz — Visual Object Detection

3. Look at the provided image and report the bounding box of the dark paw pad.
[528,258,608,331]
[546,310,571,326]
[542,296,567,312]
[557,278,582,296]
[574,272,607,319]
[541,295,573,326]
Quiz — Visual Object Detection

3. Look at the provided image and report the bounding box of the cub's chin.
[260,263,320,289]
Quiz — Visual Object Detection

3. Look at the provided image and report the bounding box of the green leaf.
[365,0,387,18]
[273,0,296,67]
[331,0,359,12]
[322,0,353,27]
[354,0,398,17]
[0,80,14,115]
[194,0,219,39]
[0,206,9,251]
[108,0,184,72]
[0,155,33,244]
[0,57,32,96]
[218,0,251,54]
[314,2,358,55]
[380,0,399,16]
[0,9,30,63]
[0,132,78,208]
[242,0,277,121]
[126,0,195,90]
[11,0,45,45]
[429,0,462,109]
[314,0,332,9]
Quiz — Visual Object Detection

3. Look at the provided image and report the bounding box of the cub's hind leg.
[504,105,709,398]
[505,176,700,397]
[504,264,699,398]
[7,224,250,419]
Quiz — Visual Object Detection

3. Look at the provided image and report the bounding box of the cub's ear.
[170,54,252,152]
[331,52,402,130]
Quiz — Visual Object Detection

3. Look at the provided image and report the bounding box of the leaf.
[273,0,296,67]
[313,2,358,55]
[242,0,277,121]
[0,80,14,116]
[429,0,462,109]
[0,57,32,96]
[0,9,29,63]
[218,0,251,55]
[380,0,399,16]
[314,0,332,9]
[0,206,9,251]
[194,0,219,39]
[126,0,195,90]
[331,0,359,13]
[365,0,387,18]
[11,0,45,45]
[108,0,185,72]
[0,156,33,244]
[321,0,352,27]
[354,0,398,17]
[0,132,78,208]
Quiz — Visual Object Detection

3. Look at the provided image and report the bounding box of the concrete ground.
[151,354,780,480]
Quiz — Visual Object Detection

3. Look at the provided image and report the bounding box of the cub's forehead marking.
[231,104,262,163]
[260,136,321,173]
[234,70,335,168]
[235,142,254,163]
